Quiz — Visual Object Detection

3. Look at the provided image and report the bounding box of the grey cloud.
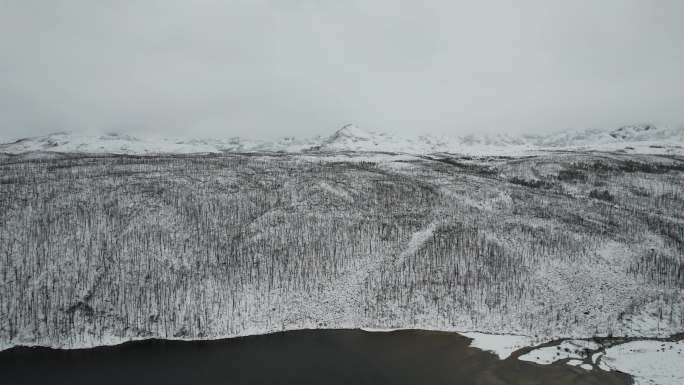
[1,0,683,141]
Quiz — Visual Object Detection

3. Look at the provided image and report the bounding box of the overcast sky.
[1,0,683,140]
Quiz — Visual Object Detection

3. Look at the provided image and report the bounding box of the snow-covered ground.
[1,124,683,156]
[514,337,684,385]
[1,125,682,384]
[360,329,684,384]
[460,332,538,359]
[518,339,601,364]
[602,340,684,385]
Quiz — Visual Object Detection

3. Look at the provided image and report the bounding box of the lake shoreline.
[0,329,634,385]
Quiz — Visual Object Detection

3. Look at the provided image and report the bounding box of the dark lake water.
[0,329,631,385]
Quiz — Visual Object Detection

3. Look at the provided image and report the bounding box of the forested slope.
[0,151,682,349]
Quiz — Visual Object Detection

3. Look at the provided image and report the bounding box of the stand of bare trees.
[0,151,682,348]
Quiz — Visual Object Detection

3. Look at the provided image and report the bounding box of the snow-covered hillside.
[1,151,682,351]
[1,142,682,385]
[2,124,682,155]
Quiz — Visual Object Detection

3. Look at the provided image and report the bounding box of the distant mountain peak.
[609,124,657,139]
[1,123,682,156]
[328,124,372,141]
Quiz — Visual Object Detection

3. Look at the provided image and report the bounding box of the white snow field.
[460,332,538,359]
[517,338,684,385]
[602,340,684,385]
[1,124,683,156]
[1,124,683,385]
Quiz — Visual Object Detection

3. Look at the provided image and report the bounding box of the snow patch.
[359,327,401,332]
[461,332,537,359]
[602,340,684,385]
[318,182,354,202]
[518,340,600,365]
[518,338,684,385]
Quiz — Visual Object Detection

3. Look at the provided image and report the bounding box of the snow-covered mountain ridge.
[2,124,683,155]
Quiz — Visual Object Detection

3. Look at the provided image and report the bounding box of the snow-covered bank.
[0,327,541,355]
[359,328,538,360]
[518,337,684,385]
[460,331,684,385]
[362,325,684,385]
[4,326,680,385]
[602,340,684,385]
[460,332,538,359]
[519,339,602,364]
[358,326,684,385]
